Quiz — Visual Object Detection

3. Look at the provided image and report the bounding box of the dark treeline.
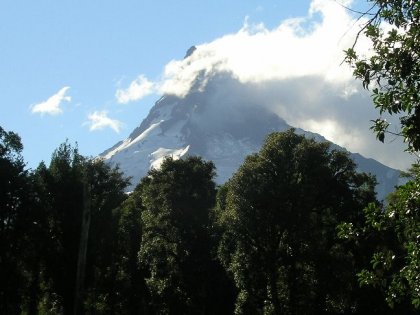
[1,127,419,314]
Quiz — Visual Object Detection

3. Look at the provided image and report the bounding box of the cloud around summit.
[115,0,414,170]
[118,0,367,101]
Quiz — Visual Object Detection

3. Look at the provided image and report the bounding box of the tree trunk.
[73,181,91,315]
[268,269,281,315]
[28,262,40,315]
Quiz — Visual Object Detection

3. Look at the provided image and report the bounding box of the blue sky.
[2,0,412,170]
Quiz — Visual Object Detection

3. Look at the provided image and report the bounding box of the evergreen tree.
[109,186,150,315]
[33,142,129,315]
[139,156,230,314]
[81,159,130,315]
[0,126,30,314]
[217,129,378,314]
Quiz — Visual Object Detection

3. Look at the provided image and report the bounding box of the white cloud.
[300,118,363,151]
[118,0,414,169]
[151,0,369,99]
[120,0,366,101]
[85,111,123,133]
[115,75,155,104]
[31,86,71,115]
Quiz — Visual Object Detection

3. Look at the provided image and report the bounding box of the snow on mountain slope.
[101,73,400,200]
[150,146,190,170]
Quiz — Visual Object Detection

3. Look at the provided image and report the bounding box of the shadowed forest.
[1,127,419,314]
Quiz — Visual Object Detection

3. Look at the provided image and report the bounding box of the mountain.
[101,72,400,200]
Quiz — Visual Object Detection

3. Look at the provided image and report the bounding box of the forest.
[1,127,419,315]
[1,0,419,314]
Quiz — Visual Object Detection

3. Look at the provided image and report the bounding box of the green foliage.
[87,185,149,314]
[339,163,420,311]
[4,124,417,314]
[0,126,23,162]
[0,126,30,314]
[343,2,420,310]
[345,0,420,151]
[139,156,233,314]
[217,130,377,314]
[33,142,86,315]
[80,160,131,314]
[24,141,130,315]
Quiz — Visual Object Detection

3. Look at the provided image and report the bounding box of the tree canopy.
[345,0,420,152]
[343,1,419,311]
[139,156,234,314]
[339,165,420,310]
[0,127,30,314]
[217,130,378,314]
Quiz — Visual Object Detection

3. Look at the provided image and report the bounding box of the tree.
[107,186,150,315]
[0,126,30,314]
[343,1,420,311]
[339,165,420,311]
[217,130,379,314]
[345,0,420,152]
[33,142,129,315]
[139,156,231,314]
[82,179,151,315]
[32,142,86,315]
[79,159,130,315]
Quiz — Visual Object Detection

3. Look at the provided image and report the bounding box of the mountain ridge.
[101,73,400,200]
